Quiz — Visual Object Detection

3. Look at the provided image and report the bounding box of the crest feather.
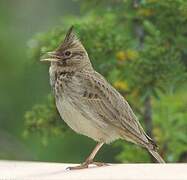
[63,26,76,43]
[56,26,81,51]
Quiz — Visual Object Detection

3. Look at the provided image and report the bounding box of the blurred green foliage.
[23,95,66,146]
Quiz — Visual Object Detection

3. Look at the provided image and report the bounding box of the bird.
[41,26,165,169]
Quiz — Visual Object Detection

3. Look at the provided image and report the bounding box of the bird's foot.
[91,161,108,167]
[66,160,108,170]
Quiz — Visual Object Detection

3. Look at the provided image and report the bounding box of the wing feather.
[69,71,149,145]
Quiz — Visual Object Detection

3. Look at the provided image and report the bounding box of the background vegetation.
[0,0,186,163]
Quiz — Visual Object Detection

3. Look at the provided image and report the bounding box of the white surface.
[0,160,186,180]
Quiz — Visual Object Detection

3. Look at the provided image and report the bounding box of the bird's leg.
[67,142,108,170]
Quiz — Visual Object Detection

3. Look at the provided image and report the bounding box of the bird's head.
[41,26,92,71]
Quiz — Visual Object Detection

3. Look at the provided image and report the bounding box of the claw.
[92,162,109,167]
[66,161,108,170]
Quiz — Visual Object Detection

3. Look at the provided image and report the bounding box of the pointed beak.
[40,52,60,62]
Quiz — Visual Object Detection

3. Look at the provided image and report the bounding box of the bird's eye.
[64,51,71,57]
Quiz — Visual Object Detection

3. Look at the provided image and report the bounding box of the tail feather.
[143,132,165,163]
[145,134,158,150]
[148,149,165,163]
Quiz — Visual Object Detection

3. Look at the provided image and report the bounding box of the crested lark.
[41,26,165,169]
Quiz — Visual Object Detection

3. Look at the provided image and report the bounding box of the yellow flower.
[113,81,128,91]
[126,49,139,60]
[137,8,155,17]
[131,89,139,98]
[116,51,127,61]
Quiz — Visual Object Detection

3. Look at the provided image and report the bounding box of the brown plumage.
[41,26,165,169]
